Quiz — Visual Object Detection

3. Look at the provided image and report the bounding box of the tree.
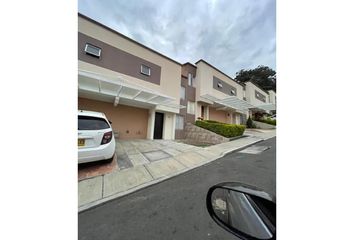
[234,65,276,91]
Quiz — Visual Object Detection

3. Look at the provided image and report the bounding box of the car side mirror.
[206,182,276,240]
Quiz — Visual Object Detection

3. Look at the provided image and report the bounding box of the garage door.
[209,107,228,123]
[78,97,149,139]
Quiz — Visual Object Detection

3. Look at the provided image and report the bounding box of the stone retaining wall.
[184,123,229,145]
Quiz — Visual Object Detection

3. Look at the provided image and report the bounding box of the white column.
[247,110,252,119]
[147,108,156,140]
[236,113,241,124]
[206,105,210,120]
[196,102,202,121]
[171,113,176,140]
[162,112,175,140]
[162,113,167,140]
[227,111,233,124]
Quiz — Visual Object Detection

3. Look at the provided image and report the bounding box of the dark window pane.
[78,116,110,130]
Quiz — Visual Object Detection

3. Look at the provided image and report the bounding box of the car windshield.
[78,116,110,130]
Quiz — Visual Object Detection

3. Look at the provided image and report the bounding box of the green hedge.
[257,118,276,126]
[195,120,246,138]
[203,120,220,124]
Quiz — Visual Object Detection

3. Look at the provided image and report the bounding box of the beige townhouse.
[195,60,255,125]
[244,81,276,115]
[78,14,183,140]
[78,13,276,140]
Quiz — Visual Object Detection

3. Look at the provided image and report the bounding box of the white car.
[78,110,116,164]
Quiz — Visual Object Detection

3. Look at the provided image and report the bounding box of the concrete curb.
[78,137,267,213]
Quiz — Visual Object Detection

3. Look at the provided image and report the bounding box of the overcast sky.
[78,0,275,78]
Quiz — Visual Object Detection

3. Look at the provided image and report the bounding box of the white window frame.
[187,101,195,115]
[85,43,101,58]
[180,86,186,100]
[140,65,151,76]
[231,89,236,95]
[188,73,193,86]
[175,115,184,130]
[217,82,223,88]
[255,90,266,102]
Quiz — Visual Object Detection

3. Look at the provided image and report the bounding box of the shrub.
[195,120,246,138]
[204,120,220,124]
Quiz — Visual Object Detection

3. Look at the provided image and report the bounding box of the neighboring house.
[78,13,276,140]
[195,59,250,125]
[244,81,276,115]
[268,90,276,115]
[268,90,276,104]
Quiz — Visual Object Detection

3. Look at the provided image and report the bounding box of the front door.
[154,112,164,139]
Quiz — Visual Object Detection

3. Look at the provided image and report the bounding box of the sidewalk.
[78,129,276,212]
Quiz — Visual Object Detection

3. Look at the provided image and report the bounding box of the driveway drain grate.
[142,150,172,162]
[239,146,271,154]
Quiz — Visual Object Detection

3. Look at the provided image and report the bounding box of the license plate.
[78,139,85,146]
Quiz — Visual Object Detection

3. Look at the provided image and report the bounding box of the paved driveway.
[78,131,275,209]
[78,139,199,180]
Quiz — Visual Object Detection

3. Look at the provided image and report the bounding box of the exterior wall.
[244,81,270,106]
[175,63,197,139]
[181,63,197,82]
[209,107,229,123]
[232,113,241,124]
[196,102,204,120]
[268,90,276,104]
[78,97,148,139]
[78,15,181,106]
[180,64,196,122]
[79,32,161,85]
[195,60,244,101]
[175,129,185,139]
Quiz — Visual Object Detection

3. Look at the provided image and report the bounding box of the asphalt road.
[79,137,276,240]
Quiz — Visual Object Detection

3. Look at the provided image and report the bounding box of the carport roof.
[78,70,185,112]
[200,94,254,114]
[255,103,276,111]
[199,94,276,113]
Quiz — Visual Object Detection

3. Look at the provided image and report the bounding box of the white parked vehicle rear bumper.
[78,140,116,164]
